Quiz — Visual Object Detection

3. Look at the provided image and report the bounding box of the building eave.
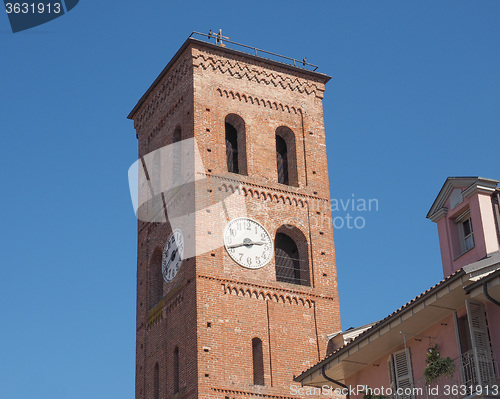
[295,269,467,386]
[462,251,500,278]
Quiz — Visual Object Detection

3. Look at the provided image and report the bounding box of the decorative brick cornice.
[219,181,306,208]
[135,55,190,129]
[223,282,314,308]
[206,173,330,206]
[145,285,184,329]
[193,50,323,98]
[197,274,336,303]
[137,174,331,238]
[216,87,303,115]
[141,96,184,141]
[211,387,297,399]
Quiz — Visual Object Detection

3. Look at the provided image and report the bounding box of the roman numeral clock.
[128,32,341,399]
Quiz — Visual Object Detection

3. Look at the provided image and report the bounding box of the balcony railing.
[411,348,500,399]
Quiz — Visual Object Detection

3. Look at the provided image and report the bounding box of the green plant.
[362,387,387,399]
[423,344,456,385]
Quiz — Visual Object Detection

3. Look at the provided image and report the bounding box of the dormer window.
[455,210,474,255]
[461,217,474,252]
[427,177,500,275]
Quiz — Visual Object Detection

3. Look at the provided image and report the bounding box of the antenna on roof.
[189,30,320,71]
[208,29,229,47]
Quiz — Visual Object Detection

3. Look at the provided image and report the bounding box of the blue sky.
[1,1,499,398]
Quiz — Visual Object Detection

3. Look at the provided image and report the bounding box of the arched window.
[275,126,298,186]
[275,233,300,284]
[226,123,238,173]
[150,148,164,221]
[172,126,182,185]
[173,347,180,393]
[252,338,265,386]
[225,114,247,175]
[274,226,310,286]
[148,248,163,310]
[276,135,289,185]
[154,363,159,399]
[173,126,182,143]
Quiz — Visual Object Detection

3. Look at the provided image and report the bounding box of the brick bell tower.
[128,32,341,399]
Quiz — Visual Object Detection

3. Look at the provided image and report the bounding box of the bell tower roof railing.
[128,30,331,120]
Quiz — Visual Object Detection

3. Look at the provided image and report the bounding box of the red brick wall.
[130,39,341,399]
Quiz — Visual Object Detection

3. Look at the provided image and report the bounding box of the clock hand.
[227,242,246,249]
[164,248,178,270]
[227,240,267,248]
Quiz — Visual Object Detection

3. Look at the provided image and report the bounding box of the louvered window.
[275,233,301,285]
[465,300,496,386]
[252,338,265,385]
[388,349,414,399]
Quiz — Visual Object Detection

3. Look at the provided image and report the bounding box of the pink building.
[295,177,500,399]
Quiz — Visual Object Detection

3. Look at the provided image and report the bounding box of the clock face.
[223,218,273,269]
[162,229,184,283]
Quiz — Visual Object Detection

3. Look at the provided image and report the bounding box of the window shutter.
[466,300,495,385]
[387,356,395,392]
[392,349,414,399]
